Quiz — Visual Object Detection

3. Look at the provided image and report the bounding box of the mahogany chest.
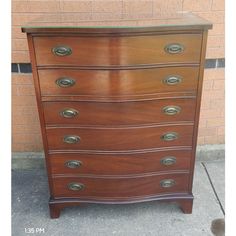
[22,12,212,218]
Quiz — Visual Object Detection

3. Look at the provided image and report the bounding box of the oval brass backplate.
[68,182,85,191]
[65,160,82,169]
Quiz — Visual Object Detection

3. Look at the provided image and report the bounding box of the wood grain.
[49,149,192,175]
[38,66,199,98]
[52,173,190,198]
[43,98,196,126]
[33,34,202,66]
[46,124,194,151]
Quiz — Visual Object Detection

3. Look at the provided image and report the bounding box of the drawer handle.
[65,160,82,169]
[63,135,80,144]
[163,76,182,85]
[163,106,181,115]
[161,132,178,141]
[160,179,176,188]
[160,156,177,166]
[164,43,184,54]
[68,182,85,191]
[52,45,72,56]
[56,77,75,88]
[60,108,79,118]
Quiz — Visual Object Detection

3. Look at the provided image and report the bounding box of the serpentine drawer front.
[22,12,212,218]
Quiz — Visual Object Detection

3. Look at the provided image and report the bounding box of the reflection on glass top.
[22,11,211,29]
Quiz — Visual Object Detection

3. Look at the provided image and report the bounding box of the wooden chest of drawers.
[22,12,212,218]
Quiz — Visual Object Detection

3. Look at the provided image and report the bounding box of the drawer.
[34,34,202,66]
[38,67,199,97]
[52,173,190,198]
[46,124,194,151]
[49,150,192,175]
[43,98,196,125]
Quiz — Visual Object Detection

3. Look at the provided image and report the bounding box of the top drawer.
[33,34,202,66]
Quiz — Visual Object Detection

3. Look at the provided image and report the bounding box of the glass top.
[22,11,212,32]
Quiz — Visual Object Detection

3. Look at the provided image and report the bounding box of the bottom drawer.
[52,173,189,199]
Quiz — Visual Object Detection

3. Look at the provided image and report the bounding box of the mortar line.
[201,162,225,215]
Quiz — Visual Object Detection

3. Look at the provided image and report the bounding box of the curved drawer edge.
[51,192,193,203]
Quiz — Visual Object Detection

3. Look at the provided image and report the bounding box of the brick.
[204,135,219,144]
[12,85,18,96]
[217,126,225,136]
[12,95,37,106]
[12,124,41,134]
[92,12,123,20]
[197,11,225,24]
[60,1,92,12]
[204,134,225,144]
[12,74,33,85]
[217,135,225,143]
[12,51,30,63]
[12,113,40,125]
[27,1,61,13]
[200,99,211,109]
[183,0,212,12]
[92,1,122,13]
[208,35,225,49]
[12,13,40,26]
[206,47,225,58]
[13,134,42,143]
[202,80,213,90]
[13,106,38,115]
[204,68,225,80]
[12,39,28,51]
[197,136,205,145]
[212,0,225,11]
[200,108,224,119]
[210,99,224,110]
[213,79,225,90]
[16,85,35,96]
[12,26,27,39]
[123,0,153,14]
[209,23,225,36]
[153,0,183,16]
[12,1,29,13]
[12,142,43,152]
[207,117,225,127]
[198,127,217,137]
[199,119,207,128]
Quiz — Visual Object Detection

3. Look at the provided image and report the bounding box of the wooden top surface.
[22,11,212,33]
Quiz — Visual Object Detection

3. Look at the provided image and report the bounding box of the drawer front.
[52,173,189,198]
[46,125,194,151]
[43,98,196,126]
[38,67,199,97]
[49,150,192,175]
[34,34,202,66]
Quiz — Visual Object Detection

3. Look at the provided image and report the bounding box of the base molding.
[49,193,194,218]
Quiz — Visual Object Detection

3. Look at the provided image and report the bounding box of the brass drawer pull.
[60,108,79,118]
[63,135,80,144]
[68,182,85,191]
[161,132,178,141]
[160,179,176,188]
[163,75,182,85]
[164,43,184,54]
[163,106,181,115]
[65,160,82,169]
[56,77,75,88]
[160,156,177,166]
[52,45,72,56]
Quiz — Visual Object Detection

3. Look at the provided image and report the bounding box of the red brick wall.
[12,0,225,151]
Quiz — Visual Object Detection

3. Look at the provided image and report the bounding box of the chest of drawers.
[22,12,212,218]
